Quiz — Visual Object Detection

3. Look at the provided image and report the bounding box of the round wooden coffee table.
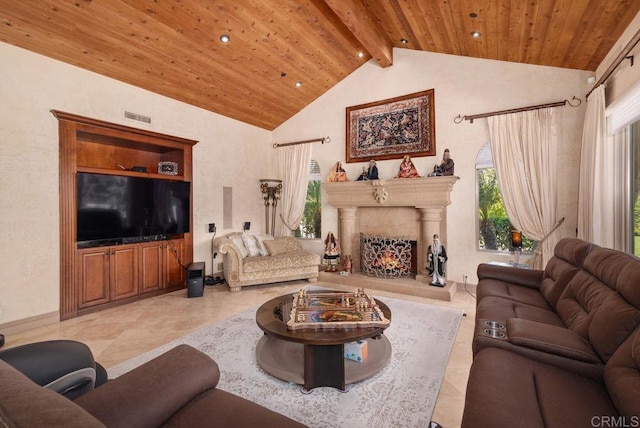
[255,292,392,391]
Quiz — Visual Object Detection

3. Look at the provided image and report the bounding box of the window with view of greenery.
[295,159,322,239]
[477,142,534,252]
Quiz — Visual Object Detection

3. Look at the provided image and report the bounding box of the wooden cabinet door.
[164,239,186,288]
[139,242,163,293]
[77,248,110,309]
[110,245,139,301]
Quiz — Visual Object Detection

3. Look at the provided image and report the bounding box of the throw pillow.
[264,239,290,256]
[241,233,261,257]
[282,237,303,252]
[255,235,273,257]
[229,235,249,258]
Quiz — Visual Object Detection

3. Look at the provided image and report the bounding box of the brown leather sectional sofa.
[462,238,640,427]
[0,344,305,427]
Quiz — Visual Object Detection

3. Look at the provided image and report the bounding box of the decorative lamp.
[260,179,282,236]
[511,230,522,266]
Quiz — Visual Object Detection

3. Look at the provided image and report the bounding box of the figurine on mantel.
[395,155,420,178]
[430,148,455,176]
[427,234,448,287]
[327,161,349,182]
[357,159,379,181]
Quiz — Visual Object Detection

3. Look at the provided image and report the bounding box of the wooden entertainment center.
[53,111,197,320]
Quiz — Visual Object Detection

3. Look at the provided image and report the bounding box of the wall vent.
[123,110,152,124]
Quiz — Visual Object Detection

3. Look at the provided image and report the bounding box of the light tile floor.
[3,280,476,428]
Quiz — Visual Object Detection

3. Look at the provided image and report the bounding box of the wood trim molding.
[0,311,59,335]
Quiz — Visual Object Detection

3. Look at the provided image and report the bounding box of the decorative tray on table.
[286,288,390,330]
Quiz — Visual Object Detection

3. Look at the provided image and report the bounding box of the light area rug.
[109,296,463,427]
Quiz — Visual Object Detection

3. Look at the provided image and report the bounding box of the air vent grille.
[123,111,152,124]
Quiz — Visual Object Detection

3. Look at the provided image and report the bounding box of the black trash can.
[187,262,205,298]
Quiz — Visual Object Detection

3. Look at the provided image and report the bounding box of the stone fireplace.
[322,176,458,300]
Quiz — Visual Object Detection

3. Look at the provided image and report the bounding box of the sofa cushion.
[163,387,306,427]
[243,252,320,273]
[556,247,637,339]
[462,347,619,428]
[264,237,302,256]
[476,239,592,309]
[0,360,104,427]
[604,329,640,420]
[229,235,249,258]
[255,235,273,256]
[476,296,565,327]
[586,257,640,363]
[477,277,550,309]
[241,233,261,257]
[539,238,593,308]
[76,345,220,428]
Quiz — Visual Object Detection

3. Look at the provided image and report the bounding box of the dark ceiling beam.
[322,0,393,68]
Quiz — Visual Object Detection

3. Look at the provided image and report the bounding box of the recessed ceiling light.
[357,52,364,58]
[220,34,230,43]
[400,38,409,44]
[295,81,302,87]
[471,31,481,38]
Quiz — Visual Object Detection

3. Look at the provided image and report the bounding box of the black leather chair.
[0,339,108,399]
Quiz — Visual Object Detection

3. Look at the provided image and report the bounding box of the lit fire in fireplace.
[373,250,404,272]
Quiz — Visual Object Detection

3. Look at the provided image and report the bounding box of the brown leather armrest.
[477,263,544,289]
[75,345,220,428]
[506,318,601,363]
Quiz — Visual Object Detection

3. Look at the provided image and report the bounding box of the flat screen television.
[77,172,190,245]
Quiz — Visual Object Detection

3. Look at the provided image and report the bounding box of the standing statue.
[427,234,448,287]
[395,155,420,178]
[327,161,349,182]
[323,231,341,272]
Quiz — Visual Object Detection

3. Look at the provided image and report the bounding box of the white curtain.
[609,129,630,251]
[277,144,312,236]
[487,107,559,269]
[578,85,607,244]
[577,85,631,251]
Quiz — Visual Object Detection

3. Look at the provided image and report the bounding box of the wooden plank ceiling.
[1,0,638,130]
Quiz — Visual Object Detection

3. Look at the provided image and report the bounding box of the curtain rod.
[586,27,640,99]
[272,136,331,148]
[454,96,582,124]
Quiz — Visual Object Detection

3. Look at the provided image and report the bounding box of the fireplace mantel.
[323,176,459,299]
[323,176,459,208]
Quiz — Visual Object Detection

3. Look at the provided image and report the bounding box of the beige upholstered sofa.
[214,232,320,292]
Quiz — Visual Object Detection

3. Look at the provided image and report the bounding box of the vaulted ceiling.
[1,1,638,130]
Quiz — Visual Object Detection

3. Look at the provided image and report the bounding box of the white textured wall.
[273,48,593,284]
[0,42,271,324]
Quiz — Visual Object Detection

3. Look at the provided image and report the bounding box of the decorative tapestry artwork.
[346,89,435,163]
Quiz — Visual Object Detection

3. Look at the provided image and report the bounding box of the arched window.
[295,159,322,239]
